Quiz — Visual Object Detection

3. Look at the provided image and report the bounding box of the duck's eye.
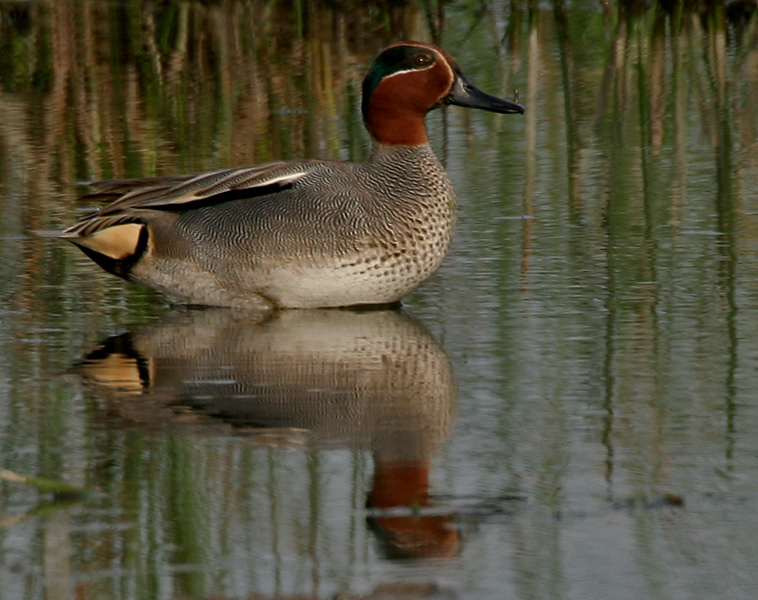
[413,53,434,68]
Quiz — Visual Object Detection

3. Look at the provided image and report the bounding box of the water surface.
[1,2,758,599]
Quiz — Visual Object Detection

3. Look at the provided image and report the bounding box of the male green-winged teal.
[45,42,524,309]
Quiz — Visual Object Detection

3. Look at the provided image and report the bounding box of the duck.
[44,42,524,309]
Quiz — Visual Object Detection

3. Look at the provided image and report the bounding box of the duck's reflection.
[75,307,459,559]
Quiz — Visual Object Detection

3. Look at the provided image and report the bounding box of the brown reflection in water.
[73,307,459,561]
[368,461,459,560]
[670,6,687,226]
[647,7,666,151]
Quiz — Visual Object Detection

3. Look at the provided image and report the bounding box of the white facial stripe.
[382,63,436,80]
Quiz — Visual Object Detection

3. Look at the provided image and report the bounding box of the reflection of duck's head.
[74,307,460,559]
[367,460,460,560]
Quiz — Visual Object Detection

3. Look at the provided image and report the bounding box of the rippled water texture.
[2,2,758,599]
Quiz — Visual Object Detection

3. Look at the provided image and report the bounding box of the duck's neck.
[365,95,429,146]
[367,139,434,163]
[366,119,428,146]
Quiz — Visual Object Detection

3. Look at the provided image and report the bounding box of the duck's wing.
[41,162,314,238]
[37,162,318,264]
[85,162,311,214]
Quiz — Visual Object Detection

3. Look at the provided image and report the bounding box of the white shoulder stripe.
[253,171,309,187]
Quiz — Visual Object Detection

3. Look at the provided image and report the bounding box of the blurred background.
[2,1,758,599]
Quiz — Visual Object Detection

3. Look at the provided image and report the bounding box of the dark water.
[2,1,758,599]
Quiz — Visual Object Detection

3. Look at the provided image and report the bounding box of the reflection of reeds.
[521,8,538,283]
[552,0,580,213]
[702,4,739,463]
[531,0,758,492]
[0,1,425,190]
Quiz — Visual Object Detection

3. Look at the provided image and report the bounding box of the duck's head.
[362,42,524,146]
